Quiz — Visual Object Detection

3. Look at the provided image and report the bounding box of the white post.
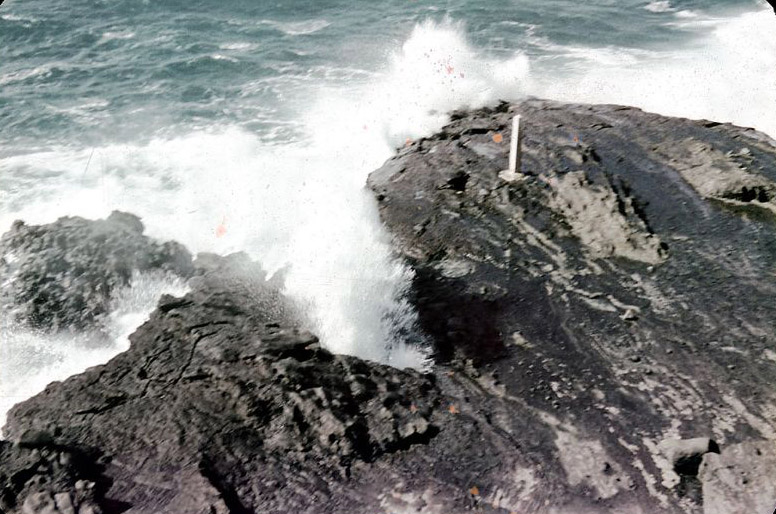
[509,114,521,174]
[499,114,523,182]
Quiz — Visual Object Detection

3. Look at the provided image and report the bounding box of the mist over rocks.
[2,251,446,514]
[0,211,193,332]
[3,100,776,513]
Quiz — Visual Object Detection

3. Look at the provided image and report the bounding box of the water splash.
[0,271,188,435]
[535,8,776,138]
[0,20,532,371]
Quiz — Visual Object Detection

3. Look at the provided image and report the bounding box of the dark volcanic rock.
[659,438,719,477]
[367,99,776,512]
[5,100,776,513]
[3,252,445,513]
[0,211,193,331]
[0,441,111,514]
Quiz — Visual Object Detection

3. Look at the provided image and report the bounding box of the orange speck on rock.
[405,137,413,146]
[492,133,503,143]
[448,404,459,414]
[469,486,479,496]
[410,404,418,413]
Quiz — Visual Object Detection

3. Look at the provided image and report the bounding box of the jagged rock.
[698,441,776,514]
[3,252,444,513]
[548,170,666,264]
[0,211,193,331]
[0,441,109,514]
[658,437,720,476]
[654,139,776,216]
[4,100,776,513]
[368,99,776,511]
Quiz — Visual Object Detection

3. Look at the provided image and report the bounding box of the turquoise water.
[1,0,770,148]
[1,0,775,427]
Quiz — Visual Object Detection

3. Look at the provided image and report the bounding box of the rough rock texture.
[4,100,776,513]
[0,441,110,514]
[658,437,719,476]
[0,211,193,331]
[654,139,776,215]
[368,99,776,512]
[3,253,446,513]
[699,440,776,514]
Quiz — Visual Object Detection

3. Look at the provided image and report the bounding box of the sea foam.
[2,10,774,431]
[536,8,776,138]
[0,20,531,385]
[0,272,188,435]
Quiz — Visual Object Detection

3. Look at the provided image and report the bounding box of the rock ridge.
[3,100,776,513]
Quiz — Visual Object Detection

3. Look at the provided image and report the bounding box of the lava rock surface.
[367,99,776,512]
[4,100,776,513]
[3,253,446,514]
[0,211,192,331]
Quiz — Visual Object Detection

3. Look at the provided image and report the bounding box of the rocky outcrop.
[699,440,776,514]
[0,211,193,331]
[3,100,776,513]
[658,437,719,476]
[654,139,776,217]
[368,99,776,512]
[3,252,446,513]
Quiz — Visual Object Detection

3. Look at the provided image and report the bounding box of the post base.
[498,169,524,182]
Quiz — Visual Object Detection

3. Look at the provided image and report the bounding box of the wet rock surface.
[3,100,776,513]
[0,211,193,331]
[0,442,110,514]
[3,253,446,513]
[368,99,776,512]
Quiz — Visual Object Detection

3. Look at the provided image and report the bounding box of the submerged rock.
[4,100,776,513]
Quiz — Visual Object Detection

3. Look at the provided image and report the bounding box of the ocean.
[1,0,775,429]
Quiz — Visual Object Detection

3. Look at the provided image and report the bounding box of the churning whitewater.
[1,0,775,430]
